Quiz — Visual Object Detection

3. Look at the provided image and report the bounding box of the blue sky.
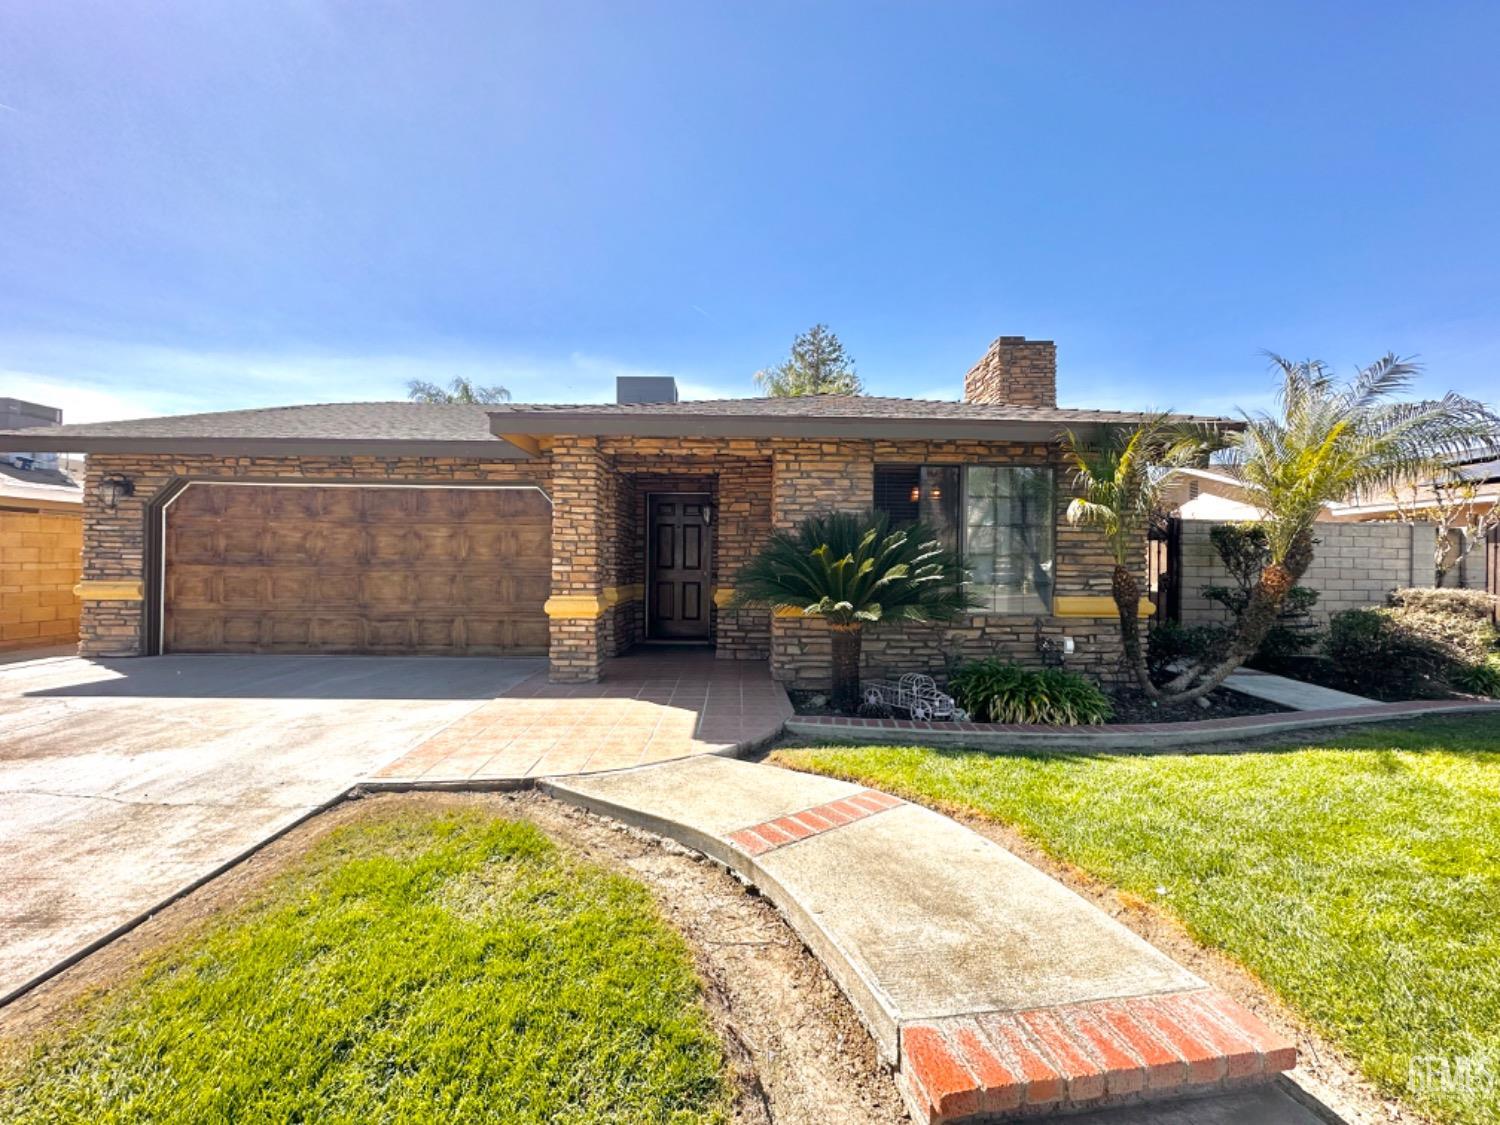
[2,1,1497,423]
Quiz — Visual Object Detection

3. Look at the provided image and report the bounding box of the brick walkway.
[371,651,791,783]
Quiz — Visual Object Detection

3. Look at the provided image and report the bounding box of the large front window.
[874,464,1054,613]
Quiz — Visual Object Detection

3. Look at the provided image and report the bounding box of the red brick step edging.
[900,988,1296,1122]
[727,788,903,856]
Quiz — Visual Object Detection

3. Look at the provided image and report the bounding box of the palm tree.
[1060,414,1220,695]
[731,511,974,712]
[1096,355,1498,704]
[406,377,511,404]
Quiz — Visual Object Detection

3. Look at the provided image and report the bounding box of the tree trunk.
[1159,527,1316,705]
[1111,565,1159,697]
[829,625,864,714]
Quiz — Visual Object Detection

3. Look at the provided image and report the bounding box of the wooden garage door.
[164,485,551,655]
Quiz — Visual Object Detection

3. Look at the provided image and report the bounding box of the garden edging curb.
[785,698,1500,752]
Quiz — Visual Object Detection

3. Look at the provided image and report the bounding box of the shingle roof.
[0,462,83,507]
[490,394,1224,425]
[0,396,1231,455]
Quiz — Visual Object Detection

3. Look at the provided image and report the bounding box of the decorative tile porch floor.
[370,651,792,783]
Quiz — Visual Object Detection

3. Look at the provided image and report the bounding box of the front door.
[648,494,711,640]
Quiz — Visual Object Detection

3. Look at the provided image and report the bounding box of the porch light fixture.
[98,474,135,510]
[701,502,715,525]
[1035,620,1074,666]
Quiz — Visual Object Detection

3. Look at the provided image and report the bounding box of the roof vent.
[616,376,678,405]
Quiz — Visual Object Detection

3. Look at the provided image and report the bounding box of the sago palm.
[1060,414,1219,695]
[730,511,974,712]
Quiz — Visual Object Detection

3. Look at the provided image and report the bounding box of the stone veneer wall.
[77,453,550,659]
[963,336,1057,408]
[548,437,615,680]
[768,438,1129,689]
[713,458,773,659]
[600,441,773,664]
[1177,518,1484,626]
[77,439,1120,685]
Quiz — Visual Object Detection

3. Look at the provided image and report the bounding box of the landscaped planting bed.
[773,714,1500,1125]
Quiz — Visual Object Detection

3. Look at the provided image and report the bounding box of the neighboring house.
[1160,459,1495,604]
[0,399,84,653]
[0,337,1221,687]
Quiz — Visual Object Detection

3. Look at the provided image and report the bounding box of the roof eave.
[0,434,536,459]
[485,413,1143,442]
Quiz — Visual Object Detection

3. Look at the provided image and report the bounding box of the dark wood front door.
[648,494,711,640]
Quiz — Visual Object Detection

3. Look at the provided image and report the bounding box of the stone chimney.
[963,336,1057,408]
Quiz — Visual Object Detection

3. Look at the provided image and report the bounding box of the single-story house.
[0,400,85,653]
[0,336,1221,686]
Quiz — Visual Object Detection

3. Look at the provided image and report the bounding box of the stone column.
[713,458,772,659]
[545,437,615,682]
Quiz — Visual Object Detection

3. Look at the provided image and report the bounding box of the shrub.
[1324,609,1450,698]
[1386,587,1499,621]
[1451,655,1500,698]
[949,660,1113,725]
[1146,621,1231,684]
[1385,587,1499,668]
[1200,523,1321,664]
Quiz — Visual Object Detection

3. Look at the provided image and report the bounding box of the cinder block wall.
[1177,519,1479,626]
[0,508,82,651]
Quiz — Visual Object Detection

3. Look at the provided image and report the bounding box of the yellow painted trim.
[543,594,607,619]
[75,580,143,601]
[712,587,735,608]
[602,583,644,607]
[1052,595,1156,618]
[496,432,543,458]
[773,605,807,619]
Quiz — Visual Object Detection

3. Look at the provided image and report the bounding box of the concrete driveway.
[0,653,539,1003]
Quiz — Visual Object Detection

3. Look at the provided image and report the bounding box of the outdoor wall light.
[1035,620,1073,666]
[701,502,715,525]
[98,474,135,510]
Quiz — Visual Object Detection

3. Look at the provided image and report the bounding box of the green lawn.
[774,716,1500,1125]
[0,805,732,1124]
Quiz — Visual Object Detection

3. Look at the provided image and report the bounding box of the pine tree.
[754,324,862,396]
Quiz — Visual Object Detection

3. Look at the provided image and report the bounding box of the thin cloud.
[0,335,736,422]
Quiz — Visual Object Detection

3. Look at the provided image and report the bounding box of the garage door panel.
[311,616,363,650]
[169,525,220,563]
[164,484,551,656]
[362,571,412,605]
[268,617,312,647]
[366,526,411,562]
[168,568,217,606]
[412,573,458,605]
[362,490,414,521]
[313,572,361,604]
[215,487,271,520]
[220,571,268,607]
[265,525,316,560]
[218,525,264,562]
[412,525,462,562]
[317,489,364,521]
[319,526,366,565]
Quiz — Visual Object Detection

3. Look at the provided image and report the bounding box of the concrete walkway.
[546,755,1296,1123]
[1222,669,1375,711]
